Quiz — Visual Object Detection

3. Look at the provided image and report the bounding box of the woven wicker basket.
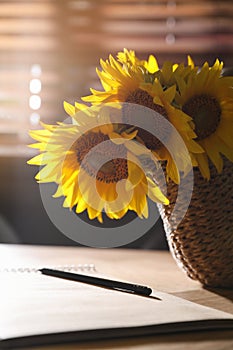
[158,158,233,288]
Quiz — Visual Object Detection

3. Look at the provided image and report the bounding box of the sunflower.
[28,104,169,223]
[176,59,233,179]
[83,50,202,183]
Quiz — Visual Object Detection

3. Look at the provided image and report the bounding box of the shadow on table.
[173,287,233,315]
[204,287,233,304]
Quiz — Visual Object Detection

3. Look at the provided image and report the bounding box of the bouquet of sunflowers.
[28,49,233,287]
[28,49,233,220]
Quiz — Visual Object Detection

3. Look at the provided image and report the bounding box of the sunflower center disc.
[74,131,128,183]
[123,89,169,151]
[182,94,221,140]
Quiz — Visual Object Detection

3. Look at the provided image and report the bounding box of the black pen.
[39,268,152,296]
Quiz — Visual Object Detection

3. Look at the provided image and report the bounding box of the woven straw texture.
[158,158,233,288]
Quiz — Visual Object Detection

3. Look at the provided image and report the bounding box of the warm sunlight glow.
[30,113,40,126]
[29,95,41,110]
[29,79,42,94]
[30,64,42,77]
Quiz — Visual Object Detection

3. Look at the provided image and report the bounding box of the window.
[0,0,232,155]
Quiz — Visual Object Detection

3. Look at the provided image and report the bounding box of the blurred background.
[0,0,232,246]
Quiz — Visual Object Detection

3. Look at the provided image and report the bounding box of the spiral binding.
[0,264,96,273]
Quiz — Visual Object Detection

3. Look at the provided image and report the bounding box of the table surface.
[0,244,232,350]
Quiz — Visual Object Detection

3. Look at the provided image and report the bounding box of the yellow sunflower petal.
[97,213,103,223]
[87,205,101,220]
[75,197,88,213]
[215,137,233,163]
[195,153,210,180]
[64,101,75,116]
[161,61,173,82]
[141,196,149,218]
[29,129,52,142]
[216,119,233,147]
[146,177,169,205]
[127,158,144,189]
[163,84,176,103]
[96,181,118,202]
[129,185,146,217]
[35,163,61,183]
[146,55,159,74]
[201,138,223,173]
[53,185,64,198]
[187,55,195,68]
[166,153,180,185]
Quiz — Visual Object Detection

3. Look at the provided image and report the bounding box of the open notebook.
[0,266,233,349]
